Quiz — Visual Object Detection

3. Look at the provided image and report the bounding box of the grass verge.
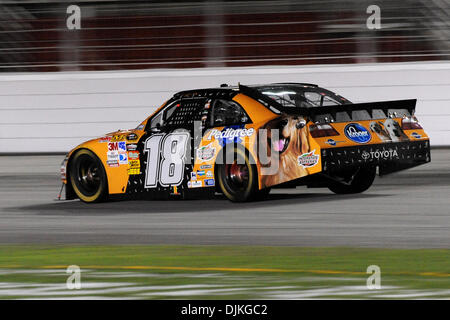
[0,245,448,299]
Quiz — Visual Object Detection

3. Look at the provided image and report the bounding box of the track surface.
[0,151,449,248]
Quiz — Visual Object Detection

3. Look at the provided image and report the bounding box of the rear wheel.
[327,166,376,194]
[69,149,108,203]
[216,147,259,202]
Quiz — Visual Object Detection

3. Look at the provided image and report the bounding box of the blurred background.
[0,0,449,152]
[0,0,448,72]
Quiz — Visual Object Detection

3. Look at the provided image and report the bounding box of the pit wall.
[0,61,448,152]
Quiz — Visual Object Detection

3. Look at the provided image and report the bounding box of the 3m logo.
[108,142,119,151]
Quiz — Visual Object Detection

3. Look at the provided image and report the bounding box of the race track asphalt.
[0,150,449,248]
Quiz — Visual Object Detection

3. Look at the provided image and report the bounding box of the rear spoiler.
[239,84,416,122]
[303,99,417,123]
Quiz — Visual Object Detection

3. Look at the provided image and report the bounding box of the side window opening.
[148,100,179,130]
[211,99,250,127]
[150,112,163,128]
[304,92,322,107]
[322,96,340,106]
[164,103,178,121]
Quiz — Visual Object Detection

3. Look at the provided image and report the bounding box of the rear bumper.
[321,140,430,175]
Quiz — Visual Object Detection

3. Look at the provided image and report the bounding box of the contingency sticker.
[188,181,202,188]
[111,134,126,142]
[196,143,216,162]
[108,141,128,165]
[297,150,320,168]
[128,159,140,175]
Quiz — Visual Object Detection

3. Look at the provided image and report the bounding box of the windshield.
[255,85,351,108]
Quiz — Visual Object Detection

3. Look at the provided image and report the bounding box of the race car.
[60,83,430,203]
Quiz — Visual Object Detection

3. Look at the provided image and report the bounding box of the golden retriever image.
[257,115,310,188]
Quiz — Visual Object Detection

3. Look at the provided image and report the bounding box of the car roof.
[173,82,319,99]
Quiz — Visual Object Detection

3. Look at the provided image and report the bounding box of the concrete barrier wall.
[0,61,449,153]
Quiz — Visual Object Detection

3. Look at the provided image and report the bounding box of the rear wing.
[238,84,416,123]
[303,99,416,123]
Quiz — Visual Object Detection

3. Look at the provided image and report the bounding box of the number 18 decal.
[144,132,190,188]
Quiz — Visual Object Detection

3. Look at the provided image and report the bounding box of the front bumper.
[321,140,430,175]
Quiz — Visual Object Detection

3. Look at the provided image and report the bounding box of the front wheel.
[69,149,108,203]
[216,147,259,202]
[327,166,376,194]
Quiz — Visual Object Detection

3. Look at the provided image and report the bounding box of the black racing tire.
[327,166,376,194]
[69,149,108,203]
[216,147,259,202]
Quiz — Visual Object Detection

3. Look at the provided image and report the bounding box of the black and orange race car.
[60,83,430,203]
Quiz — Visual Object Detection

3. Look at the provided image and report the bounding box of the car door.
[127,97,209,195]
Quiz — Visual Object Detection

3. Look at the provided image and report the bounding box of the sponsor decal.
[110,134,126,142]
[107,150,119,161]
[108,142,118,151]
[361,149,399,160]
[128,159,140,168]
[118,141,127,152]
[344,123,372,144]
[206,170,213,178]
[108,142,127,152]
[297,149,320,168]
[200,164,212,169]
[196,170,205,177]
[128,151,139,160]
[411,132,422,139]
[361,151,371,160]
[188,180,202,188]
[99,137,111,143]
[127,144,138,151]
[127,159,140,175]
[206,125,254,146]
[128,168,140,175]
[118,153,128,165]
[107,160,119,167]
[205,179,215,186]
[109,142,127,165]
[127,133,138,141]
[60,158,68,180]
[196,143,216,162]
[191,171,197,181]
[325,138,344,146]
